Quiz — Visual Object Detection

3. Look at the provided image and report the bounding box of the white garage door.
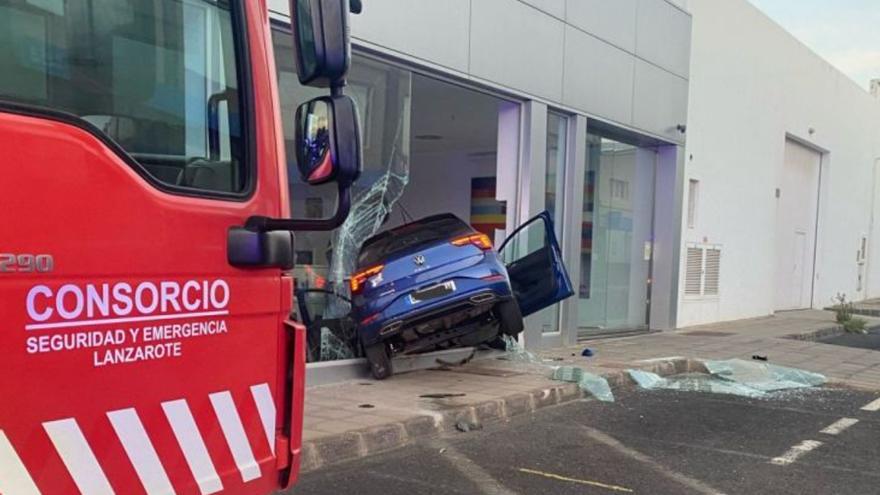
[774,140,821,311]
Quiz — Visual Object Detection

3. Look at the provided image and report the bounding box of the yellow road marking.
[517,468,634,493]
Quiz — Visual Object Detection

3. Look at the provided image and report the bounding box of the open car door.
[498,211,574,316]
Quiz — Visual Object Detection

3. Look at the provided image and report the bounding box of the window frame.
[0,0,257,202]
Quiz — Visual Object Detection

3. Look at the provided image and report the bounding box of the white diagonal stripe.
[107,408,176,495]
[0,430,41,495]
[250,384,276,455]
[770,440,823,466]
[209,391,261,482]
[860,397,880,411]
[820,417,859,435]
[43,418,115,495]
[162,400,223,495]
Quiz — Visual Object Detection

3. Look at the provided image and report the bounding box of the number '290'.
[0,254,54,273]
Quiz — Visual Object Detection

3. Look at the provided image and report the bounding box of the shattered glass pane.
[325,168,410,317]
[324,63,412,319]
[552,366,615,402]
[499,335,544,364]
[703,359,826,392]
[628,370,766,398]
[320,327,356,361]
[627,359,826,398]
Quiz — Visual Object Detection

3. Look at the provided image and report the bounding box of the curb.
[785,322,880,342]
[784,324,846,342]
[300,357,704,473]
[824,306,880,318]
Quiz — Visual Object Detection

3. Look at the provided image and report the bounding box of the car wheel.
[484,334,508,350]
[496,299,524,336]
[364,343,393,380]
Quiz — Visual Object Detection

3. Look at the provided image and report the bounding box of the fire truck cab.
[0,0,360,493]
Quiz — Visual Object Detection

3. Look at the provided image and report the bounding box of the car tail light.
[350,264,384,294]
[451,233,493,250]
[361,313,381,325]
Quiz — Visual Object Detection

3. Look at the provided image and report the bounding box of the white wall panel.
[349,0,472,73]
[520,0,566,19]
[636,0,692,78]
[562,26,634,125]
[632,60,688,142]
[565,0,638,52]
[470,0,565,101]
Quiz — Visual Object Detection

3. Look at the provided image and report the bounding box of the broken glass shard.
[627,359,826,398]
[552,366,615,402]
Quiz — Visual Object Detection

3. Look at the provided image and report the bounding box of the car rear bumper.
[358,278,513,348]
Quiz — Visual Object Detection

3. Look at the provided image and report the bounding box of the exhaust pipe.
[380,321,403,336]
[469,293,496,305]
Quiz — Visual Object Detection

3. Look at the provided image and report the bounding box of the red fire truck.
[0,0,361,493]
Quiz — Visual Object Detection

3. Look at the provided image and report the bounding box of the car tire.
[365,343,393,380]
[496,299,524,336]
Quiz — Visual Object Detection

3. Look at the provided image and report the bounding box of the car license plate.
[410,281,456,303]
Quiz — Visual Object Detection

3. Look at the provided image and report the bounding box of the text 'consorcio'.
[25,280,230,323]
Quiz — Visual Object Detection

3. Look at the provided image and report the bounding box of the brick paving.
[300,309,880,472]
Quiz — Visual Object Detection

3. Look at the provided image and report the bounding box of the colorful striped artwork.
[470,177,506,236]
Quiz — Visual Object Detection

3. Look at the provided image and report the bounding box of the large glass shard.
[498,337,614,401]
[500,335,543,365]
[553,366,615,402]
[703,359,826,392]
[627,359,826,398]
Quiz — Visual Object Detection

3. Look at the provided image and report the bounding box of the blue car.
[351,211,573,379]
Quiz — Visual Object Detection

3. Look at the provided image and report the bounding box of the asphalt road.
[294,386,880,495]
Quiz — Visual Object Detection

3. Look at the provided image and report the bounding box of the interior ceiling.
[410,74,506,155]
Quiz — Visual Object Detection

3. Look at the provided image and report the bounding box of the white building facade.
[679,0,880,326]
[267,0,880,381]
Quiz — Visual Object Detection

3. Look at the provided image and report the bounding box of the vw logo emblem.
[413,255,426,266]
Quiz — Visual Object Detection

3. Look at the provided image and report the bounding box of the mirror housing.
[291,0,352,87]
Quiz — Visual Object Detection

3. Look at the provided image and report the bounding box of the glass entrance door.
[536,111,568,334]
[578,135,656,334]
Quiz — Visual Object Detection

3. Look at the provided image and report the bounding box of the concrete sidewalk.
[300,309,880,473]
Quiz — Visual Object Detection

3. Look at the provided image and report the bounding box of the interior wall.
[386,150,499,233]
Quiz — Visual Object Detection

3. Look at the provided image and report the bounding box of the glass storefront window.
[578,134,656,334]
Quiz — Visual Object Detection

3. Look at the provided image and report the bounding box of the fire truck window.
[0,0,247,195]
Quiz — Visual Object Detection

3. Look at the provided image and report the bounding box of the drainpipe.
[868,158,880,298]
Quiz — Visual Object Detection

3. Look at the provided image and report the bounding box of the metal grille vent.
[704,248,721,296]
[684,244,722,298]
[685,247,704,296]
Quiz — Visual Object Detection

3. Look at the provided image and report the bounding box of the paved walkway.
[300,310,880,472]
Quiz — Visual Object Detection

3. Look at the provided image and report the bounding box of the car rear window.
[358,215,473,267]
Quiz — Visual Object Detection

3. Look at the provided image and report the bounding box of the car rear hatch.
[361,239,486,300]
[353,215,496,309]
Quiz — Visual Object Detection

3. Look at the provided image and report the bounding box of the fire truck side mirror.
[240,95,361,236]
[291,0,355,87]
[294,95,362,187]
[237,0,363,241]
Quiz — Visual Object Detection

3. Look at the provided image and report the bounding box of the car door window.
[499,212,574,317]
